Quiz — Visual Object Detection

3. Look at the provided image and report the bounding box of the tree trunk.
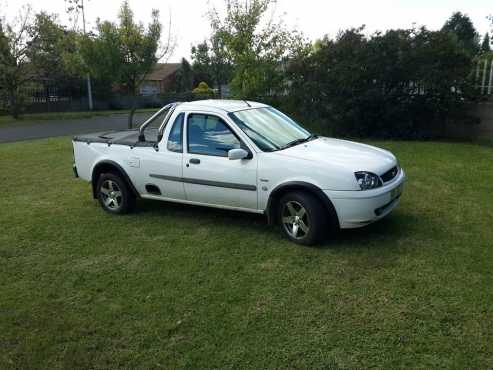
[9,90,19,119]
[217,78,222,98]
[128,94,136,129]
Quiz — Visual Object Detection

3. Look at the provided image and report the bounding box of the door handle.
[189,158,201,165]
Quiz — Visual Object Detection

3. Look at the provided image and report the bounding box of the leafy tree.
[207,0,306,100]
[0,8,85,117]
[191,34,232,97]
[0,6,39,117]
[64,0,95,110]
[79,20,121,97]
[27,12,82,84]
[117,1,172,127]
[191,41,213,87]
[171,58,194,93]
[481,32,491,53]
[442,12,480,56]
[289,26,475,138]
[81,0,174,128]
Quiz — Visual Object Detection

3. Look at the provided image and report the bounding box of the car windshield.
[228,107,313,152]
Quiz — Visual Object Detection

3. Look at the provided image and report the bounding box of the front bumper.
[324,169,406,229]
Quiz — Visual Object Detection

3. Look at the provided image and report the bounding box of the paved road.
[0,112,154,143]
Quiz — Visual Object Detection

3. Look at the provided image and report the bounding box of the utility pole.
[80,0,93,110]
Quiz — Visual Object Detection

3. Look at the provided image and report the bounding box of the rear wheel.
[278,192,327,245]
[97,173,135,214]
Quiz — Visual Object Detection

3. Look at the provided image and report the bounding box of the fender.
[91,160,139,199]
[265,181,339,227]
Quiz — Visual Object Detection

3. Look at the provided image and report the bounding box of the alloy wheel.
[100,180,123,210]
[282,201,310,239]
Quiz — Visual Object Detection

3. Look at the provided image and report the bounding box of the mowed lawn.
[0,137,492,369]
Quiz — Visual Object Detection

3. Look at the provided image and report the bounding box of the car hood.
[276,137,396,174]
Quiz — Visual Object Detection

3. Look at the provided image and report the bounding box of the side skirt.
[140,194,265,215]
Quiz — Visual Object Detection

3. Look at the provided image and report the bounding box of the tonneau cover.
[73,128,159,147]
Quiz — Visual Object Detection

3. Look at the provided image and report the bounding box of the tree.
[209,31,232,97]
[81,0,175,128]
[442,12,480,56]
[191,41,213,86]
[0,8,84,117]
[289,26,475,138]
[65,0,94,110]
[0,6,37,117]
[79,20,121,97]
[191,34,232,97]
[171,58,194,93]
[481,32,491,53]
[117,1,174,127]
[207,0,306,100]
[27,12,82,84]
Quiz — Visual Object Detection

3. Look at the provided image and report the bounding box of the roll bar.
[138,102,179,142]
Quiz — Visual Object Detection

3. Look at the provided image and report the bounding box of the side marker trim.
[149,174,257,191]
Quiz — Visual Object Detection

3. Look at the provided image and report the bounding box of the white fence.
[476,58,493,95]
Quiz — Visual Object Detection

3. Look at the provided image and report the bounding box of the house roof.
[145,63,181,81]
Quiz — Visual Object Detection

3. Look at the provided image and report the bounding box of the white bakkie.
[72,100,406,245]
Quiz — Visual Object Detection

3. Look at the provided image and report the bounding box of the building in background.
[139,63,182,96]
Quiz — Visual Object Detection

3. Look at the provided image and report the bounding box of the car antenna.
[244,100,251,107]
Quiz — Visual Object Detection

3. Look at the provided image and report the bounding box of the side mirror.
[228,148,249,160]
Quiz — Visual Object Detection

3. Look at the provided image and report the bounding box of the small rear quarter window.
[167,113,184,152]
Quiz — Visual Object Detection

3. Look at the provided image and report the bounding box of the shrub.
[192,81,214,98]
[287,27,478,139]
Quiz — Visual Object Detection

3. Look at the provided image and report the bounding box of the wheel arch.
[265,181,339,228]
[91,160,139,199]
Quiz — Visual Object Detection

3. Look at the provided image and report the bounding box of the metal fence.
[0,82,207,114]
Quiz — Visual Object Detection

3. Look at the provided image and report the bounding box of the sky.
[2,0,493,62]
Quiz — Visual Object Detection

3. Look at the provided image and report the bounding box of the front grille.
[381,166,399,183]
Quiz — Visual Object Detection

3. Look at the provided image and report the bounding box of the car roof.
[177,99,268,113]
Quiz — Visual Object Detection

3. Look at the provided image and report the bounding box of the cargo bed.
[73,128,159,147]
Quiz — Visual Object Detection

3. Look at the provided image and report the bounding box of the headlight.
[355,171,382,190]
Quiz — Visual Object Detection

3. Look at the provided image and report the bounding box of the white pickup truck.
[72,100,405,245]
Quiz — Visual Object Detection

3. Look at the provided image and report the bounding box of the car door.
[136,112,186,200]
[182,112,258,210]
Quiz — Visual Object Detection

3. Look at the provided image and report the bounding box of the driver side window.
[187,114,241,157]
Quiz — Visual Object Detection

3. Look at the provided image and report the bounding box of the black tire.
[96,172,136,214]
[278,191,328,245]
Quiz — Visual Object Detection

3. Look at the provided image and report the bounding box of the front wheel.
[97,173,135,214]
[278,192,327,245]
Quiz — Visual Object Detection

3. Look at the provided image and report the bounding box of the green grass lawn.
[0,109,157,127]
[1,137,492,369]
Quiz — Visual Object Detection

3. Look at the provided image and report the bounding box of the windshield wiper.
[279,134,318,150]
